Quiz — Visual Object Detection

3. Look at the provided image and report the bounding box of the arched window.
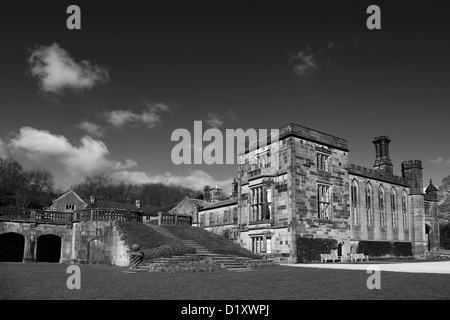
[365,183,373,226]
[379,186,386,227]
[391,188,397,228]
[351,180,359,225]
[402,191,408,229]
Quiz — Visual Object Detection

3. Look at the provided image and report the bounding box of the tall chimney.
[373,136,393,175]
[204,185,212,202]
[135,199,141,208]
[90,195,95,204]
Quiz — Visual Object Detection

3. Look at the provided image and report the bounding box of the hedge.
[357,241,412,257]
[296,237,338,263]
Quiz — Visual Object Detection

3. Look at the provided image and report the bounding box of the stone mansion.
[192,123,440,263]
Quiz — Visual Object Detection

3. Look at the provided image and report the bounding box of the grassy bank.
[162,225,260,259]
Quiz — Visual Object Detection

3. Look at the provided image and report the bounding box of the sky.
[0,0,449,194]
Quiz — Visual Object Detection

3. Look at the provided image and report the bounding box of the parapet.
[348,163,407,186]
[279,123,349,151]
[401,160,423,170]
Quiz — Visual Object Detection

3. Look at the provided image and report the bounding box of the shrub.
[296,237,338,263]
[392,242,413,257]
[356,241,413,257]
[440,223,450,249]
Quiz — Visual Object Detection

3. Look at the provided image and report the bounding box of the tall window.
[223,210,229,224]
[250,186,271,221]
[256,150,271,169]
[391,189,397,228]
[366,183,373,225]
[318,184,331,219]
[379,186,386,227]
[316,153,330,172]
[402,191,408,229]
[200,214,205,226]
[209,213,214,226]
[351,180,359,225]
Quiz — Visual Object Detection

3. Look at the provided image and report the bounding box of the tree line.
[0,157,202,209]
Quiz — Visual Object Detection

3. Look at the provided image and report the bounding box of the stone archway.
[88,239,104,264]
[36,234,61,263]
[0,232,25,262]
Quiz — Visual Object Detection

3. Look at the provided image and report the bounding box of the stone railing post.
[158,212,163,225]
[30,210,36,222]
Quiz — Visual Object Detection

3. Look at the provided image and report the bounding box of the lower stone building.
[199,123,440,263]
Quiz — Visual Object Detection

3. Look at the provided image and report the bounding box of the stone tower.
[401,160,426,256]
[373,136,393,175]
[401,160,423,195]
[424,179,440,251]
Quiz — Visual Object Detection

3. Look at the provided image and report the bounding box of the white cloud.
[7,127,136,177]
[28,42,109,95]
[0,138,6,158]
[289,42,334,77]
[430,157,445,165]
[429,156,450,165]
[76,120,105,138]
[205,113,224,129]
[106,102,171,129]
[113,169,233,194]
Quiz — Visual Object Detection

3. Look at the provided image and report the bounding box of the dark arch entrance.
[425,224,432,252]
[337,243,343,257]
[36,234,61,263]
[0,232,25,262]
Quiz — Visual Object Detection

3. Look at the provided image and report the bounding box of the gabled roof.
[199,198,238,211]
[53,190,87,206]
[169,196,211,213]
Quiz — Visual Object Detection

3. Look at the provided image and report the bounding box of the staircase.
[145,224,255,272]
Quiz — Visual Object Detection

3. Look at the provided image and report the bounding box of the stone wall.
[0,220,130,266]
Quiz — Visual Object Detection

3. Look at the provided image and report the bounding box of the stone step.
[227,268,255,272]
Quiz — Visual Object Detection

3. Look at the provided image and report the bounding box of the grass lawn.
[1,262,449,300]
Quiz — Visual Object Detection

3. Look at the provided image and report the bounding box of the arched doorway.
[337,242,343,257]
[425,224,432,251]
[88,239,104,264]
[36,234,61,263]
[0,232,25,262]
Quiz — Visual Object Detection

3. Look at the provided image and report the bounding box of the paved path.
[280,261,450,274]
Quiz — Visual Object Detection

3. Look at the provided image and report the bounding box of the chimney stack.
[135,199,141,208]
[373,136,393,175]
[90,195,95,204]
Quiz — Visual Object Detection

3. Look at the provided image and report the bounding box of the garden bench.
[329,254,342,262]
[320,254,331,263]
[320,254,341,263]
[350,253,369,262]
